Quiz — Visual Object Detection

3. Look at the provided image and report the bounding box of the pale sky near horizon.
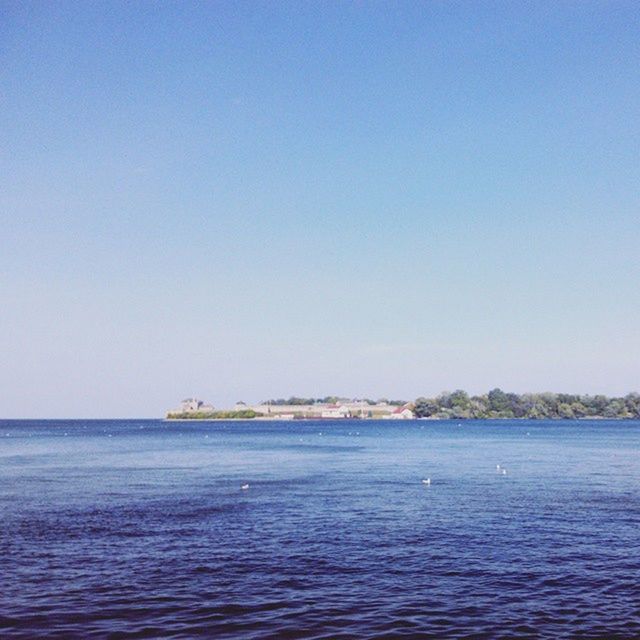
[2,1,639,417]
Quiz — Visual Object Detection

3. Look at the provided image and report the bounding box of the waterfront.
[1,419,639,638]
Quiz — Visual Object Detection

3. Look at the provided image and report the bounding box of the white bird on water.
[496,464,501,470]
[422,478,431,486]
[502,469,507,475]
[241,483,250,490]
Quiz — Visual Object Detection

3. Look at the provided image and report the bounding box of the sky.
[1,1,639,417]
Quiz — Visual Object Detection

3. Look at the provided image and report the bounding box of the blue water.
[1,419,639,639]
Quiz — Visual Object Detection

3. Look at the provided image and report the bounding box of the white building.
[178,398,214,413]
[384,406,415,420]
[320,404,351,419]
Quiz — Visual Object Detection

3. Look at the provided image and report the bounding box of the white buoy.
[241,483,250,490]
[422,478,431,485]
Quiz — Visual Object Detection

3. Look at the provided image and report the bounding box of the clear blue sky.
[2,1,639,417]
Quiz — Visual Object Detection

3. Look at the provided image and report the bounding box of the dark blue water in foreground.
[1,419,639,639]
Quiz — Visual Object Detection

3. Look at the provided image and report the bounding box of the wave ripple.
[1,419,640,638]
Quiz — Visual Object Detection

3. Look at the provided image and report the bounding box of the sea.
[1,419,639,639]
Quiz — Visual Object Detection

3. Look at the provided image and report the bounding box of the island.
[166,390,640,420]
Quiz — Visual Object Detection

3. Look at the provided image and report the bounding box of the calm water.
[1,419,639,639]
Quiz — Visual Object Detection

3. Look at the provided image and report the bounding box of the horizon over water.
[1,419,639,639]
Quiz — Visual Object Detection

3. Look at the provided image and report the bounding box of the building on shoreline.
[383,406,415,420]
[173,398,215,414]
[167,398,414,420]
[253,401,415,419]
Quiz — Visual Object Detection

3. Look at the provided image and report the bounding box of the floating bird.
[496,464,501,470]
[241,484,250,490]
[502,469,507,475]
[422,478,431,485]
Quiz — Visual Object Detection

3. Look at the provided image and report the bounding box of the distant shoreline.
[162,416,628,422]
[168,390,640,421]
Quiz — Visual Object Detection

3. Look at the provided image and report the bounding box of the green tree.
[413,397,438,418]
[488,388,509,413]
[557,403,575,419]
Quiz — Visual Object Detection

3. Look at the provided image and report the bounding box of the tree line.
[167,409,257,420]
[412,389,640,419]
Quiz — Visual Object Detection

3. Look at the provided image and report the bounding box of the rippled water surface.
[1,419,639,639]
